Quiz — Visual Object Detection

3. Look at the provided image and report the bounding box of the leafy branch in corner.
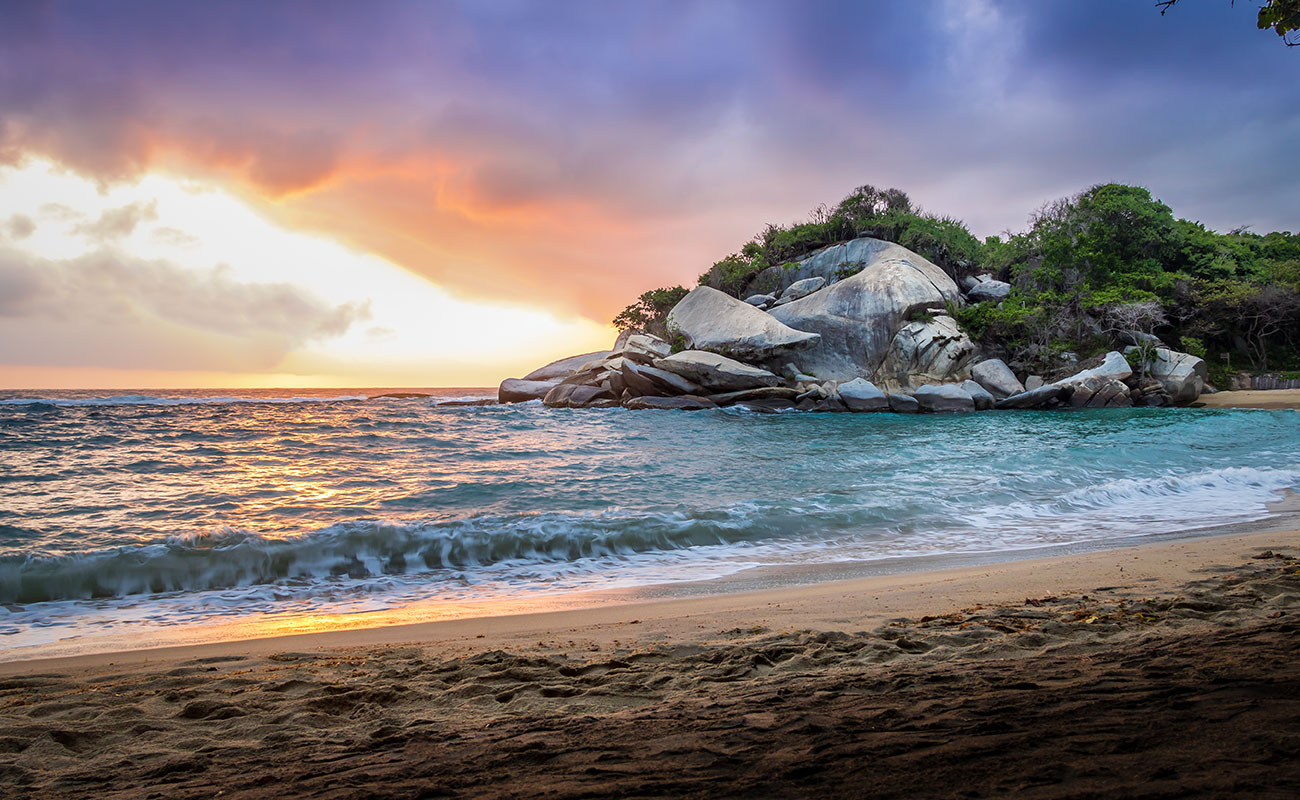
[1158,0,1300,46]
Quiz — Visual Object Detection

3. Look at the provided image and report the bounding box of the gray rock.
[1024,375,1044,391]
[837,378,889,412]
[707,386,801,406]
[622,395,717,411]
[960,275,984,292]
[994,384,1073,410]
[652,350,782,393]
[970,359,1024,399]
[1056,351,1133,385]
[781,276,826,302]
[611,329,637,352]
[1119,330,1164,348]
[498,378,559,404]
[967,279,1011,302]
[744,238,921,298]
[666,286,820,364]
[1131,347,1207,404]
[543,384,616,408]
[523,351,612,382]
[744,294,776,309]
[961,380,996,411]
[887,393,920,413]
[621,334,672,364]
[621,360,702,397]
[914,384,975,412]
[876,314,975,391]
[768,241,964,383]
[1066,375,1132,408]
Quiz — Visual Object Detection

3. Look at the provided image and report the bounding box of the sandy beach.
[3,524,1299,798]
[1198,388,1300,410]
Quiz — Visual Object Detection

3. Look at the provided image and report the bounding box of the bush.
[613,286,688,339]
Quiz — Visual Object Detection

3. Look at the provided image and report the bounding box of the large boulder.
[653,351,782,393]
[744,294,776,309]
[666,286,820,364]
[543,384,616,409]
[961,380,996,411]
[768,241,964,383]
[970,359,1024,399]
[1067,376,1133,408]
[523,350,612,382]
[623,395,717,411]
[1055,351,1133,386]
[620,334,671,364]
[620,360,702,397]
[914,383,975,412]
[837,378,889,412]
[994,384,1073,410]
[1133,347,1207,404]
[780,276,826,302]
[498,378,559,403]
[744,237,921,298]
[875,315,975,391]
[707,386,801,406]
[967,279,1011,303]
[887,393,920,413]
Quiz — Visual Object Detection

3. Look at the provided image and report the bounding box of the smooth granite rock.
[967,279,1011,302]
[652,350,782,393]
[620,334,672,365]
[780,276,826,302]
[523,351,612,382]
[542,384,615,408]
[1131,347,1207,404]
[914,383,975,412]
[970,359,1025,399]
[876,315,975,391]
[961,380,996,411]
[887,393,920,413]
[666,286,820,364]
[498,378,559,404]
[768,240,964,383]
[622,395,717,411]
[994,384,1073,410]
[836,378,890,412]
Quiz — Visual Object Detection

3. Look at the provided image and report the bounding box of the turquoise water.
[1,389,1298,655]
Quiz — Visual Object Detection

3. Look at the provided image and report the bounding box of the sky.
[0,0,1296,389]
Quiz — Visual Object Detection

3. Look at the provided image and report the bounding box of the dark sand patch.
[2,551,1299,798]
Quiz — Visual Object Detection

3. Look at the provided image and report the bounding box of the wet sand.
[2,528,1299,798]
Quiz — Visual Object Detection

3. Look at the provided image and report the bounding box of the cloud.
[0,1,1295,324]
[0,213,34,240]
[151,225,200,247]
[71,200,158,240]
[0,246,369,371]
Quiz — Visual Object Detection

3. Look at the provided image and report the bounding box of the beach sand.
[1198,388,1300,410]
[2,527,1299,798]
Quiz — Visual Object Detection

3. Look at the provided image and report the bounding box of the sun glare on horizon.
[0,159,614,389]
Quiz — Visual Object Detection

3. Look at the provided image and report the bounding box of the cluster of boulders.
[497,237,1208,412]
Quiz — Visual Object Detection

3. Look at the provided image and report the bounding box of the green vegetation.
[612,285,688,339]
[614,180,1300,382]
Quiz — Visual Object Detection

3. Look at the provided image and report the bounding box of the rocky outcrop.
[1056,351,1132,386]
[622,395,717,411]
[768,242,964,382]
[780,277,826,303]
[523,351,611,382]
[967,279,1011,303]
[1134,347,1207,404]
[914,383,975,413]
[621,361,703,397]
[837,378,889,412]
[887,393,920,413]
[667,286,820,364]
[875,315,975,391]
[652,351,782,393]
[498,378,559,404]
[707,387,801,406]
[744,294,776,309]
[620,334,671,364]
[543,384,617,409]
[961,380,996,411]
[970,359,1024,399]
[1066,376,1133,408]
[744,238,917,298]
[994,384,1073,410]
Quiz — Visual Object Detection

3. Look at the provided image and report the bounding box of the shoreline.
[6,520,1297,677]
[3,526,1298,797]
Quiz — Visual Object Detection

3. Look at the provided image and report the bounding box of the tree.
[1158,0,1300,47]
[612,285,688,339]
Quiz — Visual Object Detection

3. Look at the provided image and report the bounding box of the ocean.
[1,388,1297,659]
